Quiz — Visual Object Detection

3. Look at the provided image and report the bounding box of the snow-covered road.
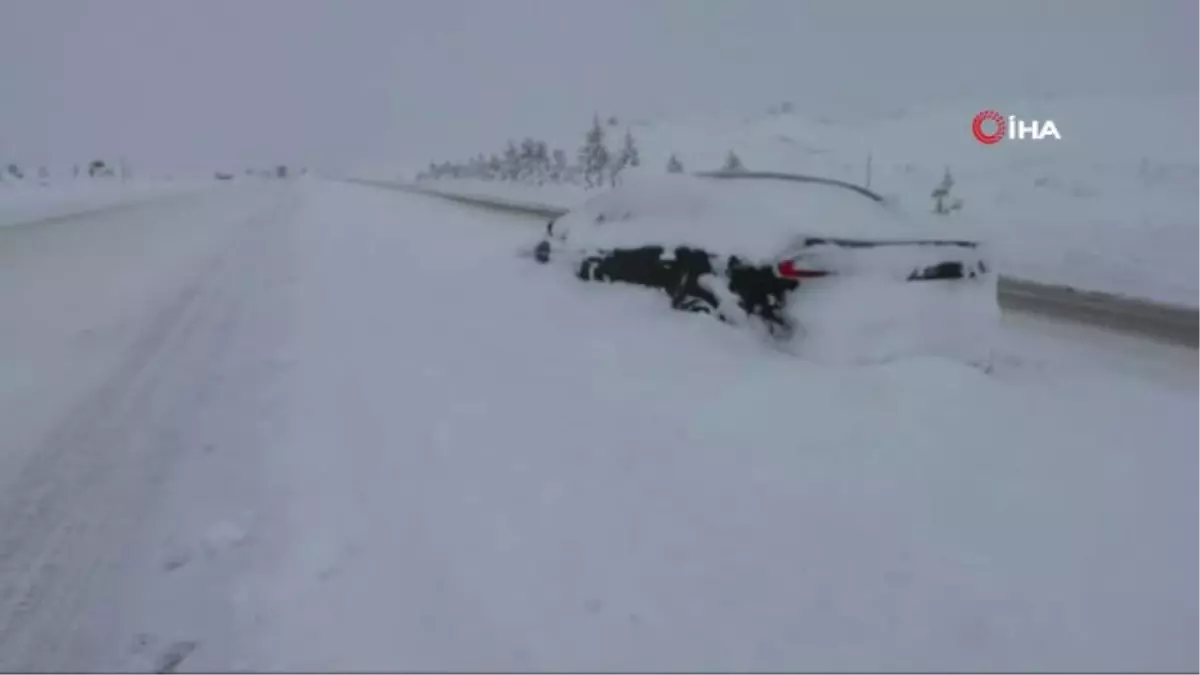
[0,180,1194,672]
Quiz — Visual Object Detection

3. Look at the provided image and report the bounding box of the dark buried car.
[530,173,998,365]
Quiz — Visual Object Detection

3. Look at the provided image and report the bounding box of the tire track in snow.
[0,187,297,671]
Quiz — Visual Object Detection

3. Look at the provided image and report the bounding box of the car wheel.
[670,270,722,316]
[672,292,716,315]
[577,256,610,282]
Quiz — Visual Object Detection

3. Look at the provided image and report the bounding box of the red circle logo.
[972,110,1006,145]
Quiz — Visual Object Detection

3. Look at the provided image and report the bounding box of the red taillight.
[777,259,829,279]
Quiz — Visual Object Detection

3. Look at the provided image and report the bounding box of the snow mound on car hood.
[555,174,976,259]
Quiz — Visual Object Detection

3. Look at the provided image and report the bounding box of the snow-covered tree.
[550,148,568,182]
[518,138,537,182]
[602,129,640,188]
[8,164,24,180]
[578,115,609,189]
[534,141,550,183]
[468,153,487,178]
[619,129,640,168]
[607,152,626,188]
[515,138,551,184]
[666,153,684,173]
[502,141,521,181]
[722,150,745,172]
[931,166,964,215]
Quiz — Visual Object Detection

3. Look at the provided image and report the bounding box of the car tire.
[577,257,605,281]
[670,270,721,316]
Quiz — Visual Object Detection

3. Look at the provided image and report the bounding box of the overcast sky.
[1,0,1195,173]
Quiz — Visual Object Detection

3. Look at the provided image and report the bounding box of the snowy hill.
[391,94,1198,307]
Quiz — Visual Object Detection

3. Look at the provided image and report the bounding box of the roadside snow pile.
[0,179,207,228]
[784,273,999,366]
[239,182,1195,672]
[405,93,1198,307]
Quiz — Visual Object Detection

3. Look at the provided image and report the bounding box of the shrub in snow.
[7,164,24,180]
[578,115,610,189]
[722,150,745,172]
[666,154,684,173]
[931,166,964,215]
[607,115,619,127]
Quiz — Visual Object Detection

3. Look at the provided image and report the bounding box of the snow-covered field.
[0,179,1194,672]
[0,178,212,229]
[392,93,1199,307]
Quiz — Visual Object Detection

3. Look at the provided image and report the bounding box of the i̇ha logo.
[972,110,1061,145]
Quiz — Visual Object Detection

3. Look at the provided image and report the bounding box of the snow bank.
[784,273,999,366]
[0,179,209,228]
[238,182,1195,672]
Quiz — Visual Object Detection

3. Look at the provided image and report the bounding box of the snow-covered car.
[531,173,999,365]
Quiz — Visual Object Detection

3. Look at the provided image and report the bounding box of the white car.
[532,172,999,366]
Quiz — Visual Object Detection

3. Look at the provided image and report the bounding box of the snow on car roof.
[558,173,975,258]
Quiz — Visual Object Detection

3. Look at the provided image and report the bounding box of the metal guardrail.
[351,179,569,219]
[692,170,886,202]
[347,177,1199,348]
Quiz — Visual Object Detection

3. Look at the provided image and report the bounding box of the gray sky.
[1,0,1195,174]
